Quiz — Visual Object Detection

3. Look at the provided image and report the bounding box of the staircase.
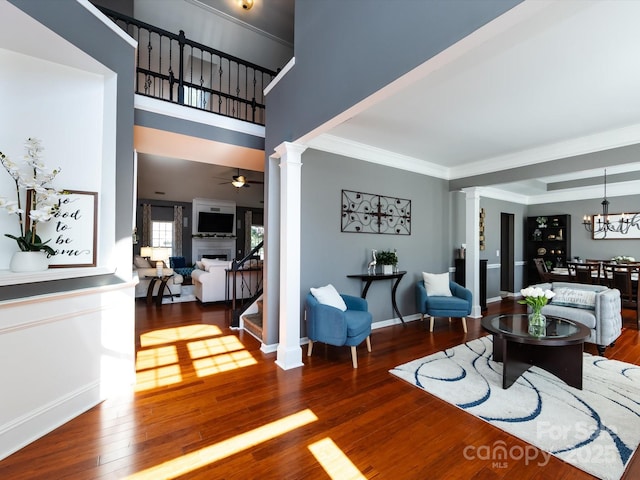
[242,298,263,340]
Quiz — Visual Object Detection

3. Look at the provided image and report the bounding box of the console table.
[347,271,406,325]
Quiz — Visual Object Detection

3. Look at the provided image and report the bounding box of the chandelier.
[582,169,631,234]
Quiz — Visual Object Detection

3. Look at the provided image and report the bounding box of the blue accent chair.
[305,292,372,368]
[415,280,472,333]
[169,256,195,279]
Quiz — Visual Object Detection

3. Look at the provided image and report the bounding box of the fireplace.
[192,237,235,264]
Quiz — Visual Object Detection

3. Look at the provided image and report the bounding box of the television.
[197,212,235,235]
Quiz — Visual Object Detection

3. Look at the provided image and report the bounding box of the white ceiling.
[304,0,640,204]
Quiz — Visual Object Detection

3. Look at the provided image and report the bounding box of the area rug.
[389,336,640,480]
[162,285,196,304]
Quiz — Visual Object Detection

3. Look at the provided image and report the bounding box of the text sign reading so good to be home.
[36,190,98,267]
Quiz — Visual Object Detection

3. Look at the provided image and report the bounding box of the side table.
[145,275,174,307]
[347,271,406,325]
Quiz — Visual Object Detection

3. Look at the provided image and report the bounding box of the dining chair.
[567,261,601,285]
[533,257,565,282]
[602,263,639,329]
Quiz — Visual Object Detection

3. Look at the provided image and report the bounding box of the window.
[152,221,173,253]
[250,225,264,259]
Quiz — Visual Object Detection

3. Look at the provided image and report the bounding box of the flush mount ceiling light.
[240,0,254,10]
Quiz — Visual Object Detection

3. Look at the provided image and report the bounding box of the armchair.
[305,292,372,368]
[415,279,472,333]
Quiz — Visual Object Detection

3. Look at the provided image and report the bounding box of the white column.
[274,142,307,370]
[463,187,482,318]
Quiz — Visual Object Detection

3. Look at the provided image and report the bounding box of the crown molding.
[307,134,448,179]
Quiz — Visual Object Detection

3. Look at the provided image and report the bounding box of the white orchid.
[0,138,61,253]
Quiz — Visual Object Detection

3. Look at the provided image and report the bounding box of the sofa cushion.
[310,284,347,311]
[541,304,597,329]
[134,255,152,268]
[422,272,452,296]
[551,287,596,310]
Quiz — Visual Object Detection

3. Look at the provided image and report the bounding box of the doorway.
[500,213,515,294]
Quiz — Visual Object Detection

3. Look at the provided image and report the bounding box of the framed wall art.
[591,213,640,240]
[341,190,411,235]
[29,190,98,267]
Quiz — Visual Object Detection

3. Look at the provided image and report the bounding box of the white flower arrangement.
[612,255,635,263]
[518,286,555,312]
[0,138,61,253]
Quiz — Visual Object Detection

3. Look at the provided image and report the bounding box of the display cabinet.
[525,215,571,285]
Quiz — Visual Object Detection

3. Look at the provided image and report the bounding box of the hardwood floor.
[1,298,639,479]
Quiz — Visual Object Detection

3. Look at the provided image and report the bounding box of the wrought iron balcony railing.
[99,7,277,126]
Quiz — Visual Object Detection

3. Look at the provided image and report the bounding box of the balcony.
[99,6,277,126]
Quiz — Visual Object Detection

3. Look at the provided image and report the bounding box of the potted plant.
[0,138,61,272]
[376,249,398,274]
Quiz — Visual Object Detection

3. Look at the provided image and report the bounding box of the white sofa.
[191,258,262,303]
[133,255,183,299]
[532,281,622,355]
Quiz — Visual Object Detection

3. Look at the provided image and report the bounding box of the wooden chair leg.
[365,336,371,352]
[307,340,313,356]
[448,317,452,323]
[461,317,467,333]
[351,346,358,368]
[429,316,435,332]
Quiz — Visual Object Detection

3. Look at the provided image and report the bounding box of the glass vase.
[528,310,547,337]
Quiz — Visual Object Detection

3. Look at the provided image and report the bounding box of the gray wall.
[527,194,640,262]
[266,0,523,153]
[300,149,450,326]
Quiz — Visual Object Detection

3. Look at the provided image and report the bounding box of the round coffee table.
[481,313,590,390]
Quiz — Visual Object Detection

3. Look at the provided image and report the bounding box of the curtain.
[173,205,183,256]
[244,210,252,257]
[142,203,152,246]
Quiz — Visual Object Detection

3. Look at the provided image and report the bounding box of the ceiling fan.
[219,168,264,188]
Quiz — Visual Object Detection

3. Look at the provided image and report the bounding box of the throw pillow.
[134,255,152,268]
[422,272,452,296]
[201,258,229,270]
[310,284,347,311]
[551,287,596,310]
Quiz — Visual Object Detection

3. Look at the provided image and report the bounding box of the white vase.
[9,251,49,273]
[382,264,393,275]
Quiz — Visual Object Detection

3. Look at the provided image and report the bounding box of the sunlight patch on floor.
[125,409,318,479]
[135,365,182,391]
[135,324,256,390]
[308,438,366,480]
[139,324,223,347]
[192,350,257,376]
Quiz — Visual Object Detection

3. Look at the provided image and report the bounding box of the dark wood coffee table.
[481,313,590,389]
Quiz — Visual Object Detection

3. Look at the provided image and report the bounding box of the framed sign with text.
[30,190,98,267]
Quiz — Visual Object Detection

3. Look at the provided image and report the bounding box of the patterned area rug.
[162,285,196,304]
[390,336,640,480]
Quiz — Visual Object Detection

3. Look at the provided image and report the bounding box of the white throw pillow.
[551,287,596,310]
[201,258,230,270]
[422,272,452,296]
[310,284,347,311]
